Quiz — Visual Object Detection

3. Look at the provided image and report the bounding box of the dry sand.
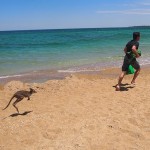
[0,67,150,150]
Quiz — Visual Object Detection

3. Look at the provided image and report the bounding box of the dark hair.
[133,32,140,40]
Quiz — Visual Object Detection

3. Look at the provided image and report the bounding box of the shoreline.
[0,63,150,87]
[0,61,122,85]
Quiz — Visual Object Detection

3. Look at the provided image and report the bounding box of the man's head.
[133,32,140,41]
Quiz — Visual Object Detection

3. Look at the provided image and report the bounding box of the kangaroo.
[3,88,36,113]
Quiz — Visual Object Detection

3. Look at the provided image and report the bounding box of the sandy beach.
[0,67,150,150]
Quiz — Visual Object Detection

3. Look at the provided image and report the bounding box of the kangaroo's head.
[30,88,37,94]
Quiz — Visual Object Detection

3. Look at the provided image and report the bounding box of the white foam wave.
[139,58,150,66]
[58,69,100,73]
[0,74,29,79]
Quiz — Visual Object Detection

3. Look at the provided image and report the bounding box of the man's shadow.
[113,83,135,91]
[9,111,33,117]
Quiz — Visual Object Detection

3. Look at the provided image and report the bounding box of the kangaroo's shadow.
[9,111,33,117]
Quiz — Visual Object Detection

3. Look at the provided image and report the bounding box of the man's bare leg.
[131,68,140,84]
[116,71,126,91]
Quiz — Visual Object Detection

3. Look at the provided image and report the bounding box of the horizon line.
[0,25,150,32]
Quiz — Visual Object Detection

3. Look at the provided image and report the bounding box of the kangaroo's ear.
[30,88,37,93]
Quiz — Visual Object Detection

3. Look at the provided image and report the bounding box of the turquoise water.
[0,27,150,82]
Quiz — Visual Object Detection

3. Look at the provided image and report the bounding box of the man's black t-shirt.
[126,40,139,59]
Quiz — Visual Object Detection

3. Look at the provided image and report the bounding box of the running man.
[116,32,141,91]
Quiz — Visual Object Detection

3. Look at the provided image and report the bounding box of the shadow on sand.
[9,111,33,117]
[1,111,33,120]
[113,83,135,91]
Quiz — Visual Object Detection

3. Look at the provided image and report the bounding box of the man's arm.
[124,47,127,54]
[132,45,140,58]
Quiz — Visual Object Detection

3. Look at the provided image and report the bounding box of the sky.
[0,0,150,31]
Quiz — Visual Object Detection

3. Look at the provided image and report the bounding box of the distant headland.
[130,25,150,28]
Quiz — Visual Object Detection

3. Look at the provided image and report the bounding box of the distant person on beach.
[116,32,141,91]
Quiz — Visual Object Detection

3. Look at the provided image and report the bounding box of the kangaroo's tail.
[2,96,15,110]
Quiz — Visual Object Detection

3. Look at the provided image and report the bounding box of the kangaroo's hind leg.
[13,97,23,113]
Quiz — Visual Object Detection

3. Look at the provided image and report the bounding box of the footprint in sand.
[43,128,62,140]
[119,128,145,140]
[128,118,139,126]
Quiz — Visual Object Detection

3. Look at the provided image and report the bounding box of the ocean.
[0,27,150,83]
